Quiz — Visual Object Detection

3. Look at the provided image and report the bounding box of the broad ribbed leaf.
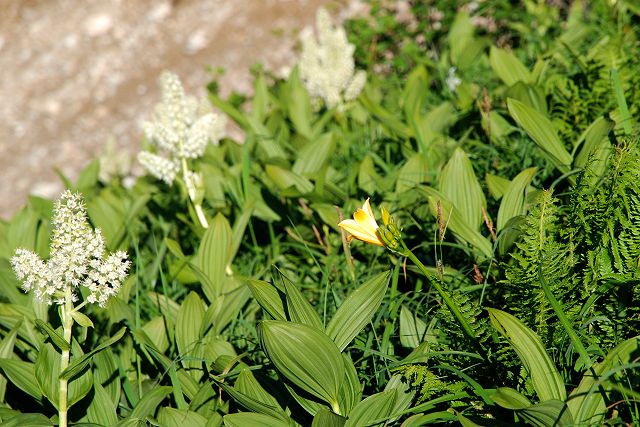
[224,412,293,427]
[568,336,639,424]
[0,413,52,427]
[259,321,344,409]
[491,387,532,409]
[439,148,486,230]
[312,408,347,427]
[488,309,566,402]
[217,381,288,421]
[399,305,427,348]
[0,359,42,401]
[195,213,233,301]
[86,382,118,426]
[125,385,172,420]
[519,400,574,427]
[485,173,511,200]
[497,167,537,231]
[61,327,126,381]
[235,369,286,417]
[326,271,389,351]
[574,116,613,182]
[157,407,208,427]
[176,292,205,371]
[265,165,314,194]
[489,46,532,86]
[141,316,170,353]
[507,98,572,170]
[36,342,93,409]
[396,153,431,193]
[344,390,398,427]
[34,320,69,352]
[293,133,335,177]
[247,279,287,321]
[337,354,362,416]
[282,277,323,331]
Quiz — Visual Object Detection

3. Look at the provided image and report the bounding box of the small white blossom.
[10,191,130,307]
[140,71,226,183]
[446,67,462,92]
[137,151,179,185]
[298,8,367,109]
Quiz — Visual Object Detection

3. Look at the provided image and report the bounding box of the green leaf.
[491,387,532,409]
[344,390,398,427]
[157,407,208,427]
[488,309,566,402]
[86,382,118,426]
[337,354,362,416]
[312,408,347,427]
[507,98,572,171]
[61,327,126,381]
[293,133,335,177]
[247,279,287,321]
[326,271,390,351]
[496,167,537,231]
[0,413,52,427]
[285,66,314,139]
[573,116,613,181]
[0,359,42,401]
[36,342,93,409]
[34,319,70,352]
[568,336,640,425]
[282,276,323,331]
[195,213,233,301]
[215,375,288,421]
[223,413,293,427]
[399,305,427,348]
[359,92,412,138]
[489,46,532,86]
[439,148,486,230]
[122,385,172,422]
[235,369,286,417]
[164,237,185,258]
[520,400,574,427]
[402,66,429,122]
[485,173,511,200]
[259,321,345,409]
[265,164,314,194]
[396,153,432,193]
[175,292,205,373]
[70,310,94,328]
[74,159,100,194]
[93,348,120,411]
[420,186,493,258]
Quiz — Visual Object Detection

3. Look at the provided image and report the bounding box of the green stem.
[401,241,476,340]
[538,264,592,370]
[59,288,74,427]
[181,157,208,229]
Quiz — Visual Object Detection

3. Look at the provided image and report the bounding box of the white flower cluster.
[138,71,225,184]
[10,191,130,307]
[299,8,367,109]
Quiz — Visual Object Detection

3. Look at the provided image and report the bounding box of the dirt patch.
[0,0,356,219]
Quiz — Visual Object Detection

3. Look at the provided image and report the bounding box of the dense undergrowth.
[1,1,639,426]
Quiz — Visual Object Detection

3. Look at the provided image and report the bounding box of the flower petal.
[338,218,383,246]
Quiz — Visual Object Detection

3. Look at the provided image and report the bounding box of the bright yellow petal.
[338,218,383,245]
[361,199,380,230]
[354,209,379,236]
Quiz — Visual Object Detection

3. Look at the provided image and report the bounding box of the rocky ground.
[0,0,361,219]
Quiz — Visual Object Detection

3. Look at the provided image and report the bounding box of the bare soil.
[0,0,351,219]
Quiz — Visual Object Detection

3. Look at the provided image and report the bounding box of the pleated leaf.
[507,98,572,170]
[86,382,118,426]
[60,327,126,381]
[312,408,347,427]
[247,279,287,321]
[488,308,566,402]
[195,213,233,301]
[282,277,323,331]
[176,292,205,365]
[293,133,335,177]
[399,305,427,348]
[224,412,293,427]
[235,369,286,416]
[259,321,344,409]
[568,336,639,425]
[497,167,537,231]
[0,359,42,401]
[0,413,52,427]
[337,354,362,416]
[122,385,172,422]
[326,271,390,351]
[440,148,486,230]
[344,390,398,427]
[157,407,208,427]
[489,46,532,86]
[520,400,574,427]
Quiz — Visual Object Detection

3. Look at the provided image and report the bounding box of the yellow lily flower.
[338,198,384,246]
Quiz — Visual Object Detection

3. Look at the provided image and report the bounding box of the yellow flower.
[338,198,384,246]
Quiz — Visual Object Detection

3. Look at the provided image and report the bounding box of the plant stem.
[59,288,74,427]
[401,241,476,339]
[181,157,208,228]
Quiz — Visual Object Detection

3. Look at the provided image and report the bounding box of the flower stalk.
[339,199,476,340]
